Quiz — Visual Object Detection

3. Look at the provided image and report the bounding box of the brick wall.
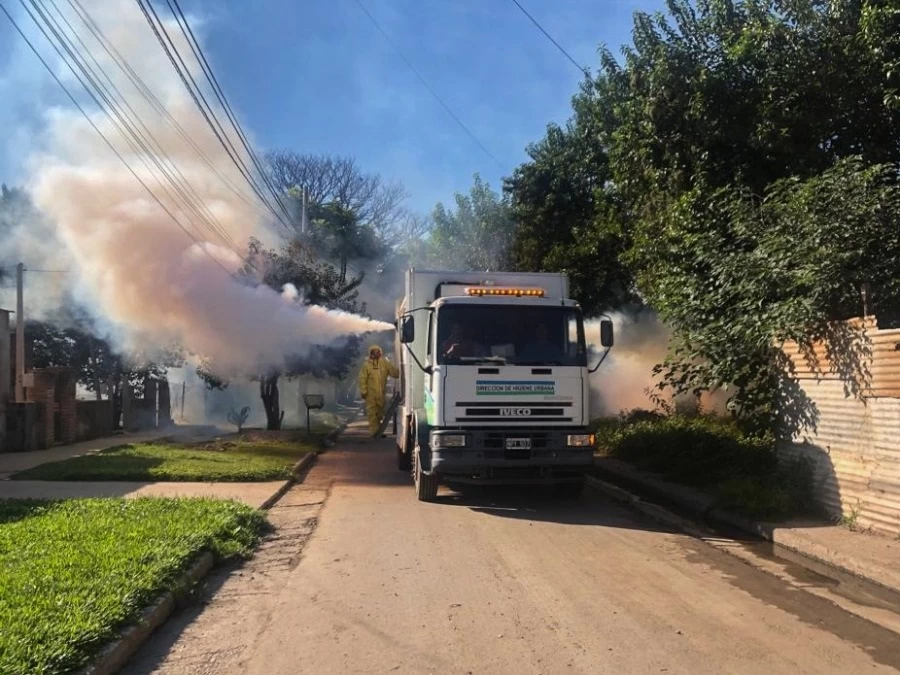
[58,372,77,444]
[28,371,56,448]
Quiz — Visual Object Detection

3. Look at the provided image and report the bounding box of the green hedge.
[593,412,813,520]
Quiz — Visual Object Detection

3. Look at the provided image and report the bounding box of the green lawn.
[13,438,317,482]
[0,498,265,675]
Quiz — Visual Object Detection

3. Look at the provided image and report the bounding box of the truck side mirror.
[400,315,415,344]
[599,318,614,348]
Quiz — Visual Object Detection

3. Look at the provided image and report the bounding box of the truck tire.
[414,448,439,501]
[553,478,585,500]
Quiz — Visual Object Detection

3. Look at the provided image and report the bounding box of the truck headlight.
[432,433,467,449]
[567,434,595,448]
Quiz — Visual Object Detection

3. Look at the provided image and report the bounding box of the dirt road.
[125,422,900,674]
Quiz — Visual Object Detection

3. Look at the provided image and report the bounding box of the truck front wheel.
[414,448,439,501]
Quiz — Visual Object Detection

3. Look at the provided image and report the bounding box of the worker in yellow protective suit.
[358,345,399,437]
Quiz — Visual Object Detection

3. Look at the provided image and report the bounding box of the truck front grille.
[454,401,574,423]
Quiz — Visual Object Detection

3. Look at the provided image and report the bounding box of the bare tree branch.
[266,151,410,245]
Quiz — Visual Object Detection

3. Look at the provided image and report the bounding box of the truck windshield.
[436,305,587,367]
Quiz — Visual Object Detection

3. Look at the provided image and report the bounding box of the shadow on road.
[435,484,680,532]
[330,428,680,532]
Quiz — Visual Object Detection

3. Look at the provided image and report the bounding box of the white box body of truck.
[394,269,607,500]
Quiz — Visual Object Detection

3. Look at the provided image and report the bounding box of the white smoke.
[588,310,671,416]
[588,310,729,417]
[5,0,391,373]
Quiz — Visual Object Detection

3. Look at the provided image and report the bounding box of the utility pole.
[300,185,309,235]
[15,262,24,403]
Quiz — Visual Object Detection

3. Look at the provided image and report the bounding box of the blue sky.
[0,0,663,214]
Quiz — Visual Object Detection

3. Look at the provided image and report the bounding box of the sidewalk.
[593,456,900,597]
[0,479,287,508]
[0,425,220,479]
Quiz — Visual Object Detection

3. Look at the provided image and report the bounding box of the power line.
[34,0,247,257]
[164,0,294,228]
[136,0,282,228]
[352,0,504,170]
[65,0,271,220]
[138,0,294,231]
[22,0,243,255]
[24,0,250,269]
[0,0,238,279]
[508,0,588,77]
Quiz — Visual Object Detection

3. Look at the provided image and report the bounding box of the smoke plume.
[5,0,391,373]
[589,310,729,417]
[588,311,671,416]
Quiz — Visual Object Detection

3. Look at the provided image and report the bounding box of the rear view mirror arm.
[589,313,614,373]
[398,307,434,374]
[405,345,433,375]
[588,347,611,374]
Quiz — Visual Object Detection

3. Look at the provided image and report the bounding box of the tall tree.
[510,0,900,424]
[505,104,635,313]
[428,175,515,272]
[305,201,383,284]
[267,152,408,246]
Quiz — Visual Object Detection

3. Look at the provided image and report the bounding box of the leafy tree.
[510,0,900,425]
[304,200,384,284]
[26,317,178,428]
[242,237,364,313]
[861,0,900,111]
[643,159,900,427]
[428,175,515,271]
[505,108,635,313]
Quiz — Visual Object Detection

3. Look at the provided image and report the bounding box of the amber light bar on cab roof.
[465,287,545,297]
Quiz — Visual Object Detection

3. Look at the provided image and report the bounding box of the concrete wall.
[780,319,900,536]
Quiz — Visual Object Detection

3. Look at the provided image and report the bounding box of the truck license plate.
[506,438,532,450]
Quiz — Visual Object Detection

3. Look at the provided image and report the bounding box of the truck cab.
[395,269,612,501]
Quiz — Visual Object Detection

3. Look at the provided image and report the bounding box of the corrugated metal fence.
[780,318,900,535]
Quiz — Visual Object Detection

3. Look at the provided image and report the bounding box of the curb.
[80,552,214,675]
[585,476,712,541]
[79,420,353,675]
[259,452,318,510]
[586,467,900,600]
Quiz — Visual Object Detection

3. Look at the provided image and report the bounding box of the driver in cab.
[442,323,484,360]
[520,323,562,363]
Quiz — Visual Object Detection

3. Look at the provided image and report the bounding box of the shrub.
[595,412,813,520]
[609,414,775,488]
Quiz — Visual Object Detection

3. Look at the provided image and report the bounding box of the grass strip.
[0,497,265,675]
[14,439,317,482]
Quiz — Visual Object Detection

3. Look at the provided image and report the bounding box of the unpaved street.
[125,422,900,675]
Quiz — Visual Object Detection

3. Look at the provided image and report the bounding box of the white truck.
[394,269,613,501]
